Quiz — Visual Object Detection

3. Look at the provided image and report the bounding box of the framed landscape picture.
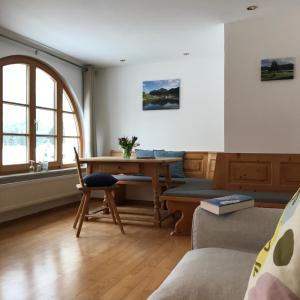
[143,79,180,110]
[261,57,295,81]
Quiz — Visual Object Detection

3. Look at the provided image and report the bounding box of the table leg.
[165,165,172,189]
[162,165,172,210]
[149,165,161,226]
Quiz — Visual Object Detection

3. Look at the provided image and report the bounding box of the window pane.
[63,91,73,112]
[3,104,27,134]
[36,68,56,108]
[36,137,55,162]
[63,138,79,164]
[63,113,78,136]
[3,64,28,104]
[36,109,55,135]
[3,135,27,165]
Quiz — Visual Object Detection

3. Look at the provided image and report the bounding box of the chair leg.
[73,193,85,229]
[108,190,125,234]
[105,191,117,224]
[76,191,90,238]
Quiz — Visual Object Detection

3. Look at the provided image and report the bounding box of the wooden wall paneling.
[228,161,271,184]
[183,152,207,178]
[206,152,217,180]
[280,162,300,185]
[272,157,281,193]
[213,153,227,188]
[214,153,300,193]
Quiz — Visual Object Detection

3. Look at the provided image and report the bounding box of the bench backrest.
[110,150,217,179]
[213,153,300,193]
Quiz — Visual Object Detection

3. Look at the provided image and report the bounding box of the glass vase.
[123,148,132,159]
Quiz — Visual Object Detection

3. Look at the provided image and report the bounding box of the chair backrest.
[74,147,85,187]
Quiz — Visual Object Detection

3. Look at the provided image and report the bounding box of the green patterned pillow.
[244,188,300,300]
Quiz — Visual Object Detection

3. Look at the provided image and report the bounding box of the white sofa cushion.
[148,248,256,300]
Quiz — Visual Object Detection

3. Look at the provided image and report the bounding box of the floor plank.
[0,205,190,300]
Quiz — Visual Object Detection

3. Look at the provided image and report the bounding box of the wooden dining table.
[80,156,181,225]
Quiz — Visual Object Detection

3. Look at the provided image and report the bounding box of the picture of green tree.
[261,57,295,81]
[143,79,180,110]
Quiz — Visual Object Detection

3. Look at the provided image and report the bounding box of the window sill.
[0,168,84,185]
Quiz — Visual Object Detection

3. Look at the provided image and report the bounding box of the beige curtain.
[83,66,96,157]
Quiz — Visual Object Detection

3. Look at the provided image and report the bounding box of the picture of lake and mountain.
[143,79,180,110]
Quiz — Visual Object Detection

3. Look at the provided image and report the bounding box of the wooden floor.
[0,204,191,300]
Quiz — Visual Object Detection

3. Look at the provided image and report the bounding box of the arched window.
[0,55,83,174]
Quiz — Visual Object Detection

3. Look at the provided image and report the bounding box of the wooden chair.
[73,148,124,237]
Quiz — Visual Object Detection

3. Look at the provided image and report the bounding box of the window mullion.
[57,82,63,167]
[29,64,36,162]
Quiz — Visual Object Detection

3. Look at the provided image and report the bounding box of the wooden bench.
[213,153,300,207]
[161,153,300,235]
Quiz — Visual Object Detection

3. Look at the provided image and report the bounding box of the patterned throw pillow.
[244,188,300,300]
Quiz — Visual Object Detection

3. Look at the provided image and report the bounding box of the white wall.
[94,26,224,154]
[225,15,300,153]
[0,37,83,220]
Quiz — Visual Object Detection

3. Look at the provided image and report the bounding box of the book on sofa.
[200,194,254,215]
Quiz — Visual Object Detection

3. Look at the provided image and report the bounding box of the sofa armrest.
[192,206,282,253]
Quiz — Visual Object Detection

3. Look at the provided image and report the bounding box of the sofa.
[148,206,282,300]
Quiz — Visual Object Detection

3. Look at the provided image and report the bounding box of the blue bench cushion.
[114,175,213,187]
[154,150,185,178]
[84,173,118,187]
[163,183,293,204]
[135,149,154,158]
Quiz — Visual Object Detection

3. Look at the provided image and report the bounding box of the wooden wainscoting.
[213,153,300,193]
[183,152,217,179]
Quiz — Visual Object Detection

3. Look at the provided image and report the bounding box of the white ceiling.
[0,0,299,67]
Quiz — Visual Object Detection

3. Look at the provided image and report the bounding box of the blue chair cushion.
[135,149,154,158]
[83,173,118,187]
[154,150,185,178]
